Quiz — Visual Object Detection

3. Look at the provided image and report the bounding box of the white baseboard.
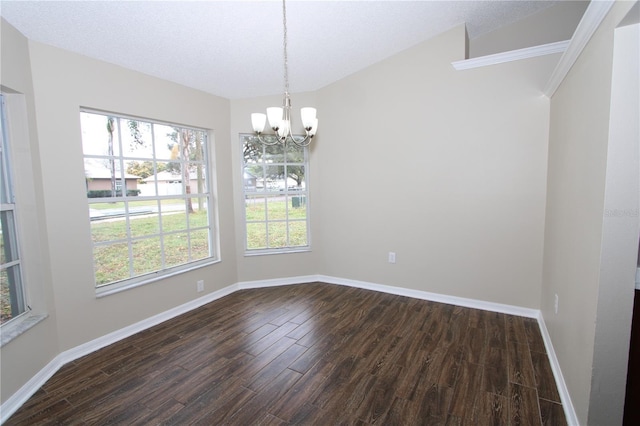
[0,283,238,423]
[536,313,579,426]
[317,275,540,318]
[0,275,575,425]
[237,274,319,290]
[0,354,65,424]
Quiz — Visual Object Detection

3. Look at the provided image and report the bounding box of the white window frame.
[81,109,218,295]
[0,94,28,327]
[240,133,311,255]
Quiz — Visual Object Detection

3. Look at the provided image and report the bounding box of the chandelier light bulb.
[266,107,283,131]
[251,113,266,133]
[309,118,318,136]
[300,107,317,130]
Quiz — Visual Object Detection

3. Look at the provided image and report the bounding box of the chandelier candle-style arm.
[249,0,318,147]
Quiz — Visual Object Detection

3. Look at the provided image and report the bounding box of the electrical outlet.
[554,294,559,314]
[197,280,204,293]
[388,252,396,264]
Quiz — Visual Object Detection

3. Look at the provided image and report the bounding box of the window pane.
[90,214,128,243]
[80,113,122,157]
[153,123,178,160]
[246,196,266,221]
[129,200,159,238]
[243,135,263,163]
[267,195,287,220]
[161,198,187,232]
[188,207,209,229]
[132,238,162,276]
[268,222,287,248]
[289,196,307,218]
[286,165,306,190]
[89,199,127,230]
[289,221,308,247]
[190,229,210,261]
[286,143,304,163]
[264,144,285,163]
[0,210,18,264]
[188,195,208,216]
[189,162,208,195]
[247,222,267,249]
[85,158,118,198]
[1,265,25,324]
[94,243,130,286]
[164,233,189,267]
[120,119,152,158]
[265,165,286,191]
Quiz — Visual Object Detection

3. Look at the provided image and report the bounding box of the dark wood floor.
[6,282,566,425]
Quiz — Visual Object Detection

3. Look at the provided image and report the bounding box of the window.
[241,134,310,253]
[1,94,27,325]
[81,110,216,292]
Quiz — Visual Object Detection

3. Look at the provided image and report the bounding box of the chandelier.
[250,0,318,147]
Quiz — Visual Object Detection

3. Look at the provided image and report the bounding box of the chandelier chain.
[250,0,316,147]
[282,0,289,94]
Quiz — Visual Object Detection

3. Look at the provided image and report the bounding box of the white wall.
[542,2,639,424]
[588,19,639,426]
[314,25,555,308]
[0,19,59,404]
[0,24,240,403]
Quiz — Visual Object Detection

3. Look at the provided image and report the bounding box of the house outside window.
[0,94,27,325]
[81,110,216,292]
[240,134,310,254]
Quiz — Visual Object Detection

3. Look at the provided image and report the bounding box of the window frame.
[0,94,29,327]
[240,133,311,255]
[80,109,218,295]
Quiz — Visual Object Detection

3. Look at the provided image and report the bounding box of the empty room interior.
[1,0,639,425]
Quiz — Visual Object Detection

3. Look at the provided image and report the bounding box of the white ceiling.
[0,1,559,99]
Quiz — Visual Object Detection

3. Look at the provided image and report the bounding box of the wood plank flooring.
[6,282,566,425]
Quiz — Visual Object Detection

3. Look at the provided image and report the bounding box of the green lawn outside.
[92,198,308,285]
[245,198,308,249]
[2,199,309,312]
[92,210,209,286]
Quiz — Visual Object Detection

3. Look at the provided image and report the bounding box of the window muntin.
[81,110,215,290]
[241,134,309,253]
[1,94,27,325]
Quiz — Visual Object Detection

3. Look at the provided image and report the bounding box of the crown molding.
[543,1,615,97]
[452,40,570,71]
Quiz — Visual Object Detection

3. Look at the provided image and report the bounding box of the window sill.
[96,258,221,298]
[0,312,49,348]
[244,247,311,257]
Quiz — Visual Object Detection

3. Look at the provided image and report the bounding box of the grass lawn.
[1,199,310,304]
[92,210,210,286]
[92,198,309,285]
[245,198,308,249]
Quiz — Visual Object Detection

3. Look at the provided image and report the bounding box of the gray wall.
[542,2,639,424]
[313,24,555,308]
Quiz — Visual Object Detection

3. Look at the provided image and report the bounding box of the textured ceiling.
[0,1,559,99]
